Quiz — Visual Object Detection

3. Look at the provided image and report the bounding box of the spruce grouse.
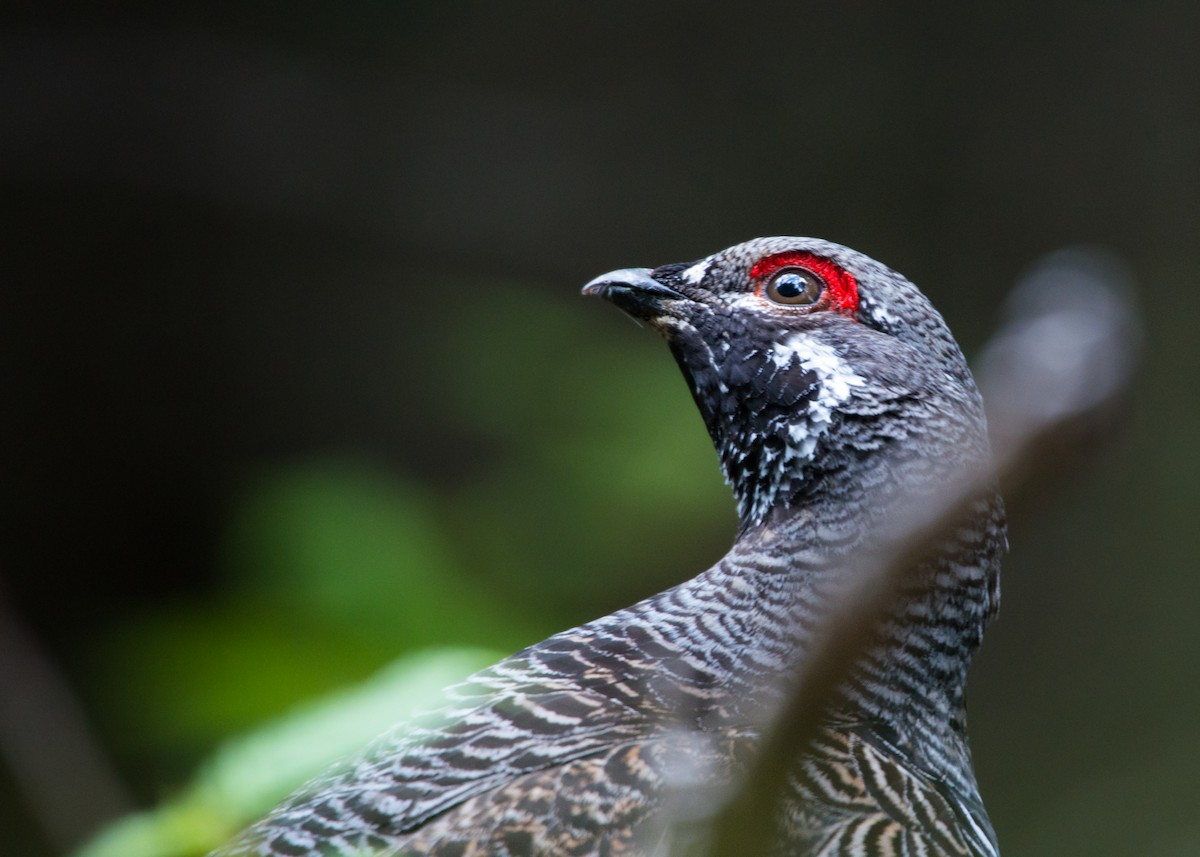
[216,237,1006,856]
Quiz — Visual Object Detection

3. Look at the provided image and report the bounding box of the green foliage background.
[3,3,1198,856]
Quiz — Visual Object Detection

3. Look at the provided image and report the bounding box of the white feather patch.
[770,334,866,403]
[680,258,711,284]
[742,335,866,523]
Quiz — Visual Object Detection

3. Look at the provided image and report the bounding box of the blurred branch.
[0,581,134,853]
[691,248,1138,855]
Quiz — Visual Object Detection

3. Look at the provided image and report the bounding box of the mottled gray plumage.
[215,237,1005,857]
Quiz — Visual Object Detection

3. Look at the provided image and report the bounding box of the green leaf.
[76,647,500,857]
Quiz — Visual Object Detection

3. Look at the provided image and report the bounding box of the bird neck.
[683,448,1003,769]
[702,400,1000,729]
[671,330,874,529]
[663,331,1002,749]
[762,493,997,693]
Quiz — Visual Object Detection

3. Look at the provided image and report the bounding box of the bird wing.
[387,727,753,857]
[374,717,999,857]
[220,677,997,857]
[217,672,674,856]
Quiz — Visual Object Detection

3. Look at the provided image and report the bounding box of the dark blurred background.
[3,3,1198,855]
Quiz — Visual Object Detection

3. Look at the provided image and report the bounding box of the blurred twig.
[689,248,1138,855]
[0,580,134,853]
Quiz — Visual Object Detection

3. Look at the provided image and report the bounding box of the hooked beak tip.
[581,268,684,301]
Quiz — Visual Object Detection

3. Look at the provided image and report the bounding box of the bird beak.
[581,268,686,319]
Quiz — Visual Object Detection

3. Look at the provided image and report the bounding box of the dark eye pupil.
[765,268,822,305]
[775,277,804,298]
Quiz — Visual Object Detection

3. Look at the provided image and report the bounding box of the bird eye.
[765,267,824,306]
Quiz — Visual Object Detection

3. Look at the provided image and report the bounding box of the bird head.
[583,237,989,529]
